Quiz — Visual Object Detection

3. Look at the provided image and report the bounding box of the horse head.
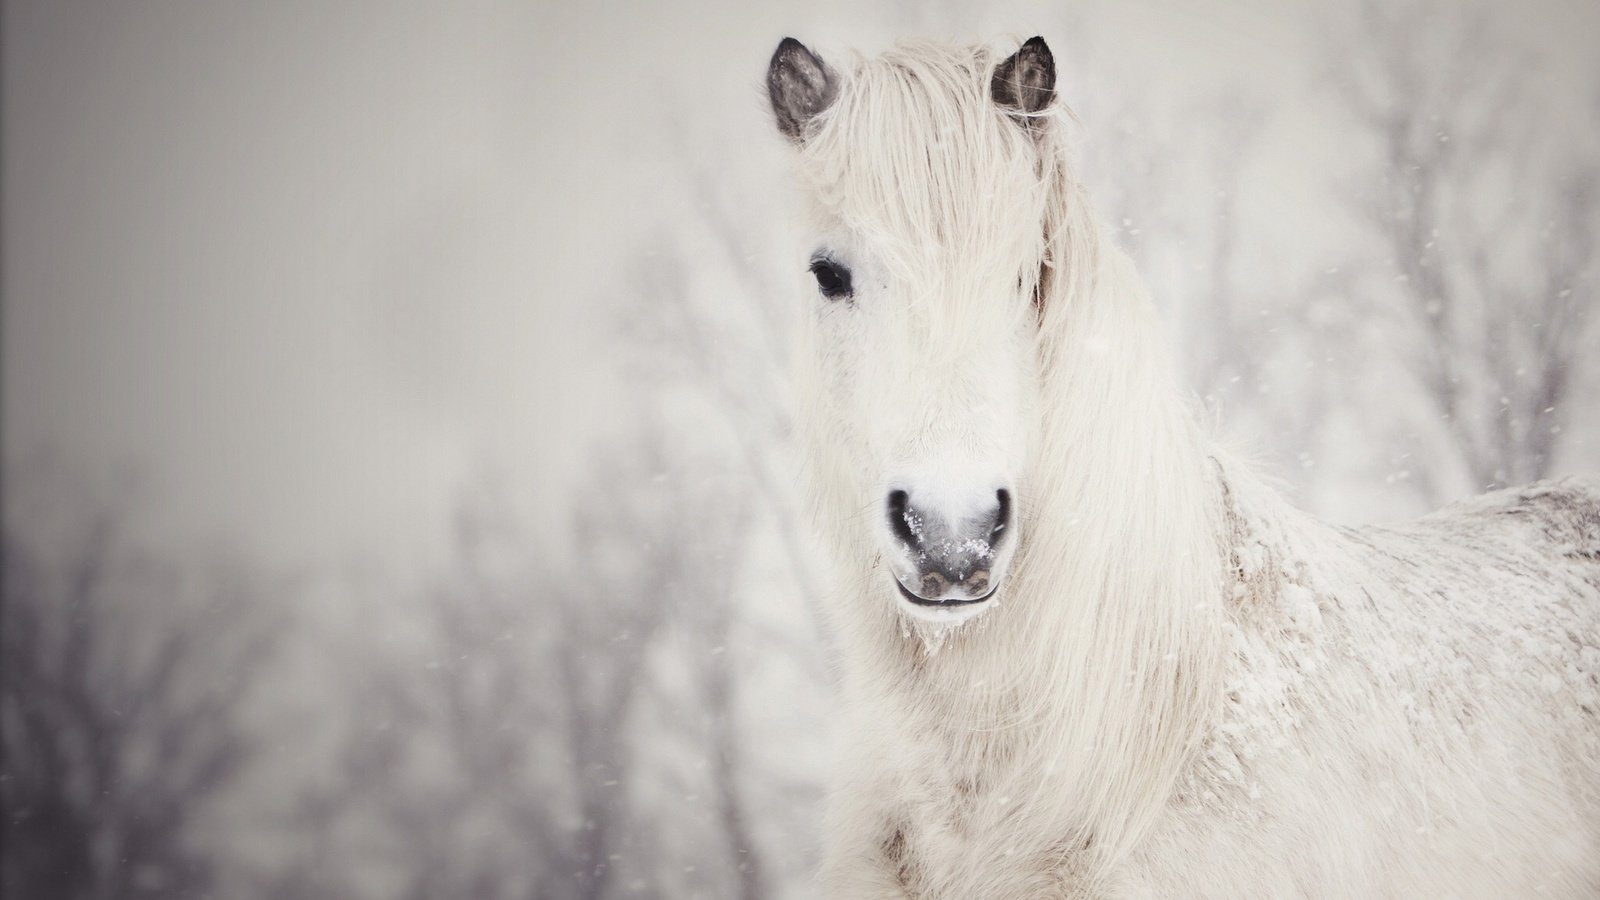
[769,37,1059,625]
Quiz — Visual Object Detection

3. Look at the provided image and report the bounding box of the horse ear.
[992,36,1056,123]
[768,37,837,143]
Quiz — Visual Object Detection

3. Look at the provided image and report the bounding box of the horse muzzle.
[884,486,1013,614]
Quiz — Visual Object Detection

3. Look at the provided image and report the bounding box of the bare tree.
[1,509,278,900]
[669,493,770,900]
[269,413,775,900]
[1337,0,1600,498]
[1067,73,1352,487]
[636,146,825,611]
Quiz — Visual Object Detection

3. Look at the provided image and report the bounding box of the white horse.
[766,36,1600,898]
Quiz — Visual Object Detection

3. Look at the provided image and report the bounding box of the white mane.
[781,38,1600,899]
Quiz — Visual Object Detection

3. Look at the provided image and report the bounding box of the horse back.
[1364,474,1600,605]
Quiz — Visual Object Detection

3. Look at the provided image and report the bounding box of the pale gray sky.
[5,0,1597,572]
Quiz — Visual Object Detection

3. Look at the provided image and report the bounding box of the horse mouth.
[893,578,997,607]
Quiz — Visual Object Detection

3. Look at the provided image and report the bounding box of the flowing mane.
[769,36,1600,899]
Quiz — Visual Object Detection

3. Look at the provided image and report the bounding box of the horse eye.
[809,258,853,299]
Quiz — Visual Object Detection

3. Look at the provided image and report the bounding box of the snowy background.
[3,0,1598,897]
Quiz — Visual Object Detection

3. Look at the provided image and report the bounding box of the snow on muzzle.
[884,487,1013,606]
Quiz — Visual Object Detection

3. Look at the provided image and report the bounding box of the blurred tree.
[271,417,776,900]
[1338,0,1600,499]
[1070,74,1348,485]
[1,511,278,900]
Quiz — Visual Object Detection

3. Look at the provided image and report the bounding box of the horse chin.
[900,602,992,628]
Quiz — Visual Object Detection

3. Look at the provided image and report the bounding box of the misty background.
[3,0,1598,897]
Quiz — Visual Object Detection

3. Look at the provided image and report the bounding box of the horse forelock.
[795,42,1061,299]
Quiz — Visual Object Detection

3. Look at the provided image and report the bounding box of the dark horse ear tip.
[768,37,837,143]
[773,37,816,65]
[1020,36,1055,73]
[993,35,1056,118]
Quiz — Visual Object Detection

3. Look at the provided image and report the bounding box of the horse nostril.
[991,488,1012,544]
[887,490,919,547]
